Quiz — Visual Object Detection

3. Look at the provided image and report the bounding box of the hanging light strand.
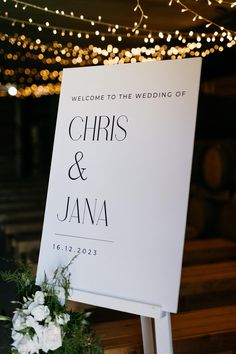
[170,0,236,34]
[4,0,235,39]
[1,10,234,45]
[11,0,136,32]
[0,14,127,40]
[0,13,193,41]
[132,0,148,31]
[208,0,236,8]
[1,17,235,59]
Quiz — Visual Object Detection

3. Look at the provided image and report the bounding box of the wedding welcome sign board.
[36,59,201,322]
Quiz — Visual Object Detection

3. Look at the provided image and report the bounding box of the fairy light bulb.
[8,86,17,96]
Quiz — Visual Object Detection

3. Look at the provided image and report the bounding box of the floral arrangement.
[0,257,103,354]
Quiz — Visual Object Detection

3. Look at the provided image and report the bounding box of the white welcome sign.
[37,59,201,321]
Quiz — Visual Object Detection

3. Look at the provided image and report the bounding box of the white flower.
[12,333,39,354]
[55,286,66,306]
[25,315,43,338]
[31,335,40,354]
[31,305,50,322]
[22,300,33,315]
[55,313,70,325]
[40,321,62,353]
[12,312,27,331]
[11,330,23,347]
[25,315,37,327]
[28,301,38,314]
[34,291,45,305]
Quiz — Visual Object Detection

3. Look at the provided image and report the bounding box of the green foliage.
[0,256,104,354]
[0,261,39,300]
[53,312,103,354]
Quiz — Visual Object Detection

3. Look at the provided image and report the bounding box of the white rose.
[25,315,43,338]
[34,291,45,305]
[31,305,50,322]
[12,333,39,354]
[40,322,62,353]
[12,312,27,331]
[25,315,37,327]
[55,313,70,325]
[28,301,38,314]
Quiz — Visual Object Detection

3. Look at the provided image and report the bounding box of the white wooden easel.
[73,291,173,354]
[141,311,173,354]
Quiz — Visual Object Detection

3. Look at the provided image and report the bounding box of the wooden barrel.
[187,196,222,238]
[200,142,236,193]
[219,200,236,241]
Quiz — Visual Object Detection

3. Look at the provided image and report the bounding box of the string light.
[8,85,17,96]
[207,0,236,7]
[11,0,137,34]
[2,0,235,40]
[2,0,183,42]
[0,14,132,41]
[133,0,148,31]
[1,10,234,49]
[170,0,236,35]
[2,0,235,44]
[0,0,235,98]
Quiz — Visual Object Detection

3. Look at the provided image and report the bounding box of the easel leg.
[154,312,173,354]
[140,316,155,354]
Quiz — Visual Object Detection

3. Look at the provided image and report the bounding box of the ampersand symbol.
[68,151,87,181]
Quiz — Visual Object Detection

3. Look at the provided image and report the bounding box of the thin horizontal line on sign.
[54,232,114,243]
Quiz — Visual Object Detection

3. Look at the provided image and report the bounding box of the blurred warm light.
[7,85,18,96]
[0,0,235,98]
